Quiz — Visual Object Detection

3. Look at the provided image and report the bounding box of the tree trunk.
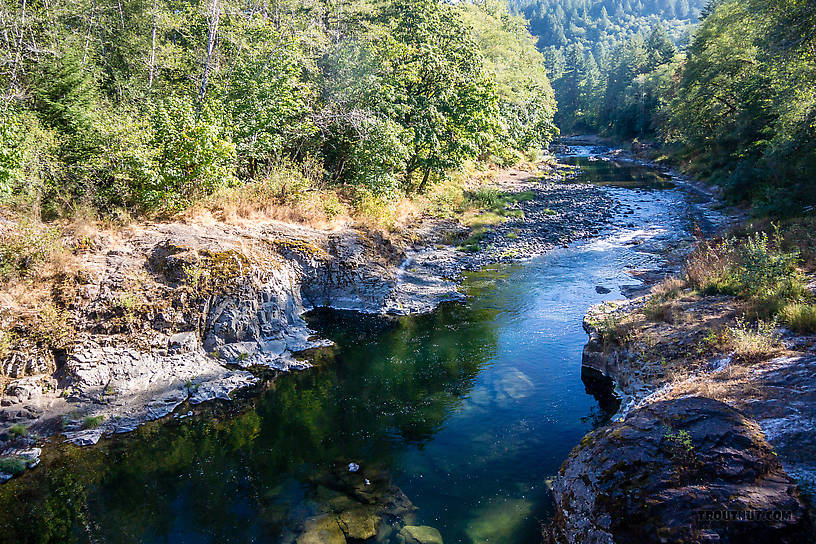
[9,0,26,86]
[335,0,341,43]
[418,167,431,192]
[148,0,157,89]
[197,0,220,118]
[82,0,96,66]
[117,0,124,31]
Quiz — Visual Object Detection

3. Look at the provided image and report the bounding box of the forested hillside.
[515,0,815,214]
[511,0,708,133]
[0,0,555,219]
[513,0,703,50]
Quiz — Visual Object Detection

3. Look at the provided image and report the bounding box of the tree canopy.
[0,0,556,217]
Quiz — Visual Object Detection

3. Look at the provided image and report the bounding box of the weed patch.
[780,303,816,334]
[0,457,27,475]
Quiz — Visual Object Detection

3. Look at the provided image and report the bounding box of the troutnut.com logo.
[693,510,794,522]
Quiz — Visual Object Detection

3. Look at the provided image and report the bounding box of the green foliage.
[147,97,236,211]
[0,110,56,202]
[0,0,555,217]
[587,311,629,348]
[780,303,816,335]
[666,0,816,213]
[82,416,105,430]
[686,231,805,313]
[458,0,557,153]
[663,427,697,466]
[381,0,500,190]
[512,0,706,134]
[0,221,63,280]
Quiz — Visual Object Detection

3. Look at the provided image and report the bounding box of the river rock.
[398,525,443,544]
[297,515,347,544]
[550,397,812,544]
[337,507,379,540]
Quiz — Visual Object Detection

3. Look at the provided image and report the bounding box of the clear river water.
[0,146,720,543]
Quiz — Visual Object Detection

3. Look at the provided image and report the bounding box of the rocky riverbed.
[0,160,622,481]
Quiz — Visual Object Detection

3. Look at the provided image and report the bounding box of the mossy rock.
[337,507,379,540]
[268,239,328,260]
[398,525,443,544]
[296,515,346,544]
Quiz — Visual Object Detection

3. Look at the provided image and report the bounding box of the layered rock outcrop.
[0,222,461,447]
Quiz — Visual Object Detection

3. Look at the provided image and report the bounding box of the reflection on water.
[0,148,706,544]
[561,148,675,189]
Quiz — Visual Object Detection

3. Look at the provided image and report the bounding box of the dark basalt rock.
[549,397,812,544]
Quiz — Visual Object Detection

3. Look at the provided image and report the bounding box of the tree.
[379,0,499,190]
[645,24,677,70]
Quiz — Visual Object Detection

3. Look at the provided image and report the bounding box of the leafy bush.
[590,313,630,348]
[0,222,63,280]
[147,97,236,212]
[686,230,805,315]
[0,110,57,203]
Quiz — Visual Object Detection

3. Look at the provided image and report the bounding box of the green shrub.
[590,313,629,348]
[686,229,806,315]
[0,457,27,475]
[737,231,801,296]
[0,221,63,280]
[146,97,237,212]
[8,424,27,438]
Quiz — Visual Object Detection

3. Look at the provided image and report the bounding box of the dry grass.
[725,318,782,363]
[779,302,816,334]
[652,277,687,300]
[668,363,763,403]
[182,168,350,229]
[180,161,493,233]
[685,237,736,293]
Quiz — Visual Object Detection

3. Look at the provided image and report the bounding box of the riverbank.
[0,157,620,476]
[547,219,816,543]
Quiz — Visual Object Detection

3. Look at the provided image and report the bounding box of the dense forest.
[518,0,816,214]
[0,0,555,218]
[510,0,708,134]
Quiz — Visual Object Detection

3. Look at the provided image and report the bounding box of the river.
[0,145,720,543]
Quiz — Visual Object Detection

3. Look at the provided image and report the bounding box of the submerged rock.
[337,507,379,540]
[550,397,812,544]
[296,515,347,544]
[398,525,444,544]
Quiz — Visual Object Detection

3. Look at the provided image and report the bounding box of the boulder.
[338,507,379,540]
[550,397,812,544]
